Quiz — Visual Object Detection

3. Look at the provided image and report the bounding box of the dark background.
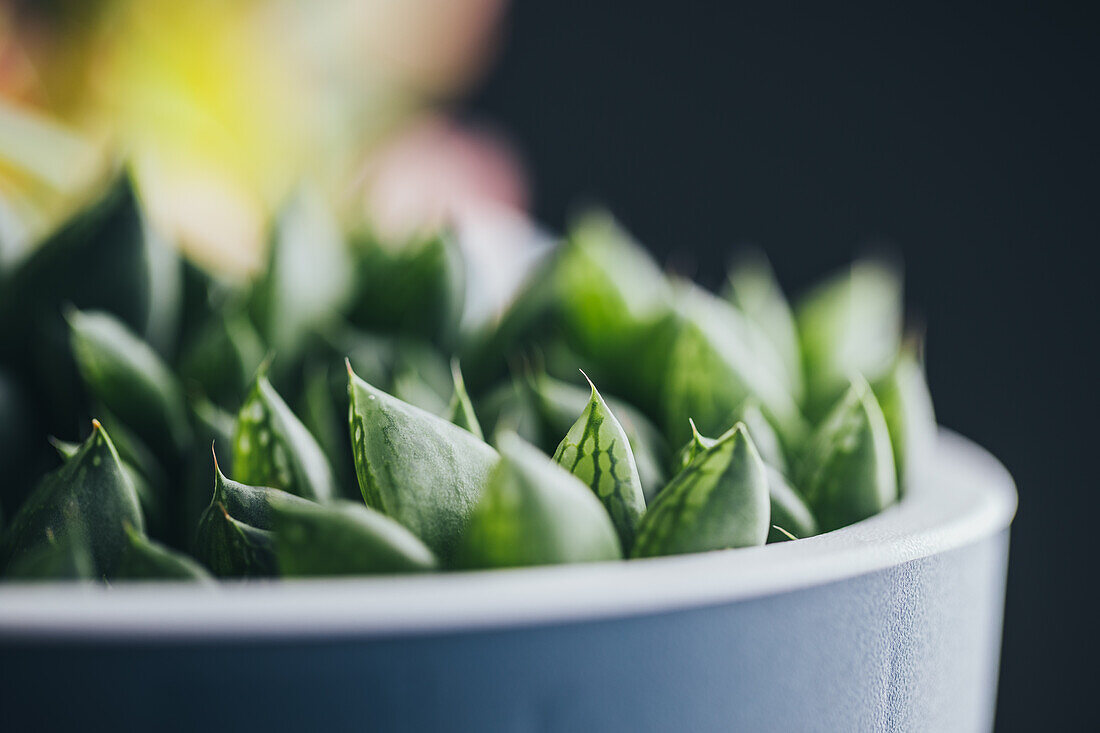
[468,2,1097,730]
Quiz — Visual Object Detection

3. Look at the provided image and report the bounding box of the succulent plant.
[0,173,935,581]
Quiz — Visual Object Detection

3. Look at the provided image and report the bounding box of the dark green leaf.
[348,364,499,559]
[50,434,165,542]
[552,377,646,550]
[633,424,770,558]
[194,503,275,578]
[178,306,265,409]
[1,420,143,576]
[233,371,335,502]
[0,173,152,353]
[3,497,96,581]
[193,453,313,579]
[298,359,357,499]
[272,498,437,577]
[796,377,898,532]
[68,308,191,455]
[0,174,154,430]
[115,523,213,582]
[205,448,317,531]
[454,433,621,569]
[348,228,465,344]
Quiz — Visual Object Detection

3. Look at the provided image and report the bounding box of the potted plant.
[0,173,1015,732]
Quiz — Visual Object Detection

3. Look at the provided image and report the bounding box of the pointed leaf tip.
[578,368,596,394]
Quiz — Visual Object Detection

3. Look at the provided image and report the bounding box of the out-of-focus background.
[463,5,1096,731]
[2,1,1094,730]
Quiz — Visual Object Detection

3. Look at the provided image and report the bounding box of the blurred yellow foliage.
[1,0,504,274]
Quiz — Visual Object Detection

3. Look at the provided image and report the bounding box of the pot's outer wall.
[0,531,1008,733]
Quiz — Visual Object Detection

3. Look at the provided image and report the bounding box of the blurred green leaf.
[796,259,903,420]
[68,307,192,456]
[796,377,898,532]
[873,341,936,493]
[455,433,621,569]
[115,523,213,582]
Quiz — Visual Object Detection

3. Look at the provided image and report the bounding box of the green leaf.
[764,467,818,543]
[554,211,673,354]
[182,398,238,540]
[178,306,265,409]
[673,402,786,478]
[730,400,789,477]
[49,434,165,543]
[552,376,646,550]
[233,371,335,502]
[193,503,275,578]
[527,371,668,503]
[676,418,716,470]
[551,211,679,414]
[0,366,51,520]
[297,359,357,499]
[115,523,213,582]
[1,420,143,576]
[664,283,803,448]
[348,228,465,344]
[251,187,352,361]
[796,377,898,532]
[204,448,317,531]
[446,361,484,440]
[724,249,803,401]
[633,423,770,558]
[454,433,622,569]
[271,498,438,577]
[476,377,543,447]
[796,259,903,420]
[3,497,96,581]
[68,308,191,455]
[0,173,152,351]
[0,174,154,429]
[873,342,937,492]
[193,452,312,579]
[348,364,499,560]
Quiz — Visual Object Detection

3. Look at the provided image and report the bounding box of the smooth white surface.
[0,430,1016,641]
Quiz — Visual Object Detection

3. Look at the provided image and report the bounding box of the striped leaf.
[552,377,645,550]
[633,423,770,558]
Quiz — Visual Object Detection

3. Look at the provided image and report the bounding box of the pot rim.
[0,429,1016,642]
